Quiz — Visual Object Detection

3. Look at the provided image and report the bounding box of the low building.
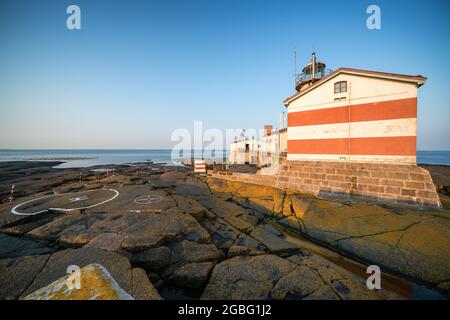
[229,125,287,165]
[229,138,261,165]
[263,127,287,158]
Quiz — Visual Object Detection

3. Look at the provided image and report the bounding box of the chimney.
[264,125,273,136]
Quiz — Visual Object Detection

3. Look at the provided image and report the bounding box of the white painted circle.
[134,194,163,205]
[11,189,120,216]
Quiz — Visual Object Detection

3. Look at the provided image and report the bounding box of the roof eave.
[283,68,427,106]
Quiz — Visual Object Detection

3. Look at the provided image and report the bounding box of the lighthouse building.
[217,53,441,207]
[284,53,425,164]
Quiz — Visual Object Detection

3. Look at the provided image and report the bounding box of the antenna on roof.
[293,48,297,89]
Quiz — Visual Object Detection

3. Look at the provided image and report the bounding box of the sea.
[0,149,229,168]
[0,149,449,169]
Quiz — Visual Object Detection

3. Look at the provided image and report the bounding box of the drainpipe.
[348,82,352,159]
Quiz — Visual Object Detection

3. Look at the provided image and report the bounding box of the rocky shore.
[0,161,447,300]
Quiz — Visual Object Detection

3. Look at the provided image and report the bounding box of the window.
[334,81,347,93]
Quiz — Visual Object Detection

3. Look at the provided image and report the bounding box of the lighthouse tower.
[295,52,331,92]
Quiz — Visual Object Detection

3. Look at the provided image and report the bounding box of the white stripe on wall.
[287,118,416,141]
[288,91,416,113]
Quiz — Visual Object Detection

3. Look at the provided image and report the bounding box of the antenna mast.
[293,48,297,89]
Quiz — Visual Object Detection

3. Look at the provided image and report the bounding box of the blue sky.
[0,0,449,149]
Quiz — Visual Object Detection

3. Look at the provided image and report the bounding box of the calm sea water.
[0,149,229,168]
[0,149,448,168]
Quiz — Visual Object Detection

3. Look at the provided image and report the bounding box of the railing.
[295,68,333,86]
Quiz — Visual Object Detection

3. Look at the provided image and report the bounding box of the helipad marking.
[134,194,163,205]
[11,189,120,216]
[69,196,89,202]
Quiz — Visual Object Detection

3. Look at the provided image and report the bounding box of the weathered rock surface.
[85,233,125,253]
[131,246,172,270]
[27,208,211,252]
[0,232,54,259]
[0,254,50,300]
[131,268,162,300]
[201,254,296,299]
[301,201,450,287]
[207,178,450,292]
[203,253,394,300]
[22,263,134,300]
[22,247,134,297]
[2,162,445,300]
[210,200,248,218]
[27,212,143,247]
[169,240,224,265]
[0,211,62,236]
[201,219,240,250]
[171,194,211,220]
[173,177,211,197]
[151,171,187,188]
[162,240,224,277]
[208,179,284,214]
[170,262,215,289]
[228,234,266,257]
[250,226,299,255]
[85,186,177,214]
[120,210,211,252]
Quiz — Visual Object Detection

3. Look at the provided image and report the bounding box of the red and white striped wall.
[285,71,425,164]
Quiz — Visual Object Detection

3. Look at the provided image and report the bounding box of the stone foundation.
[208,160,442,208]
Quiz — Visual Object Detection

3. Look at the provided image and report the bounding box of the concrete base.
[209,160,442,208]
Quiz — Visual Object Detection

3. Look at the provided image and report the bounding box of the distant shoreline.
[29,157,96,161]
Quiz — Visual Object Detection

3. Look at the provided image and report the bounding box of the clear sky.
[0,0,449,150]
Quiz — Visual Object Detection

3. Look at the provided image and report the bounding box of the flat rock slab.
[131,246,172,271]
[0,254,51,300]
[210,201,249,218]
[208,178,450,291]
[131,268,162,300]
[250,226,300,254]
[0,194,52,229]
[171,195,211,219]
[120,210,211,252]
[202,253,393,300]
[161,240,224,277]
[12,189,117,215]
[201,219,240,250]
[201,254,296,300]
[0,232,54,259]
[170,262,215,289]
[27,212,145,247]
[85,233,125,252]
[228,234,267,257]
[150,171,188,188]
[84,186,177,214]
[300,200,450,287]
[0,211,62,236]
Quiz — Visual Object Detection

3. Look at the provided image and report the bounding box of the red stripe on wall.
[288,136,416,156]
[288,98,417,127]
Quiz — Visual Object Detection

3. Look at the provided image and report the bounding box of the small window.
[334,81,347,93]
